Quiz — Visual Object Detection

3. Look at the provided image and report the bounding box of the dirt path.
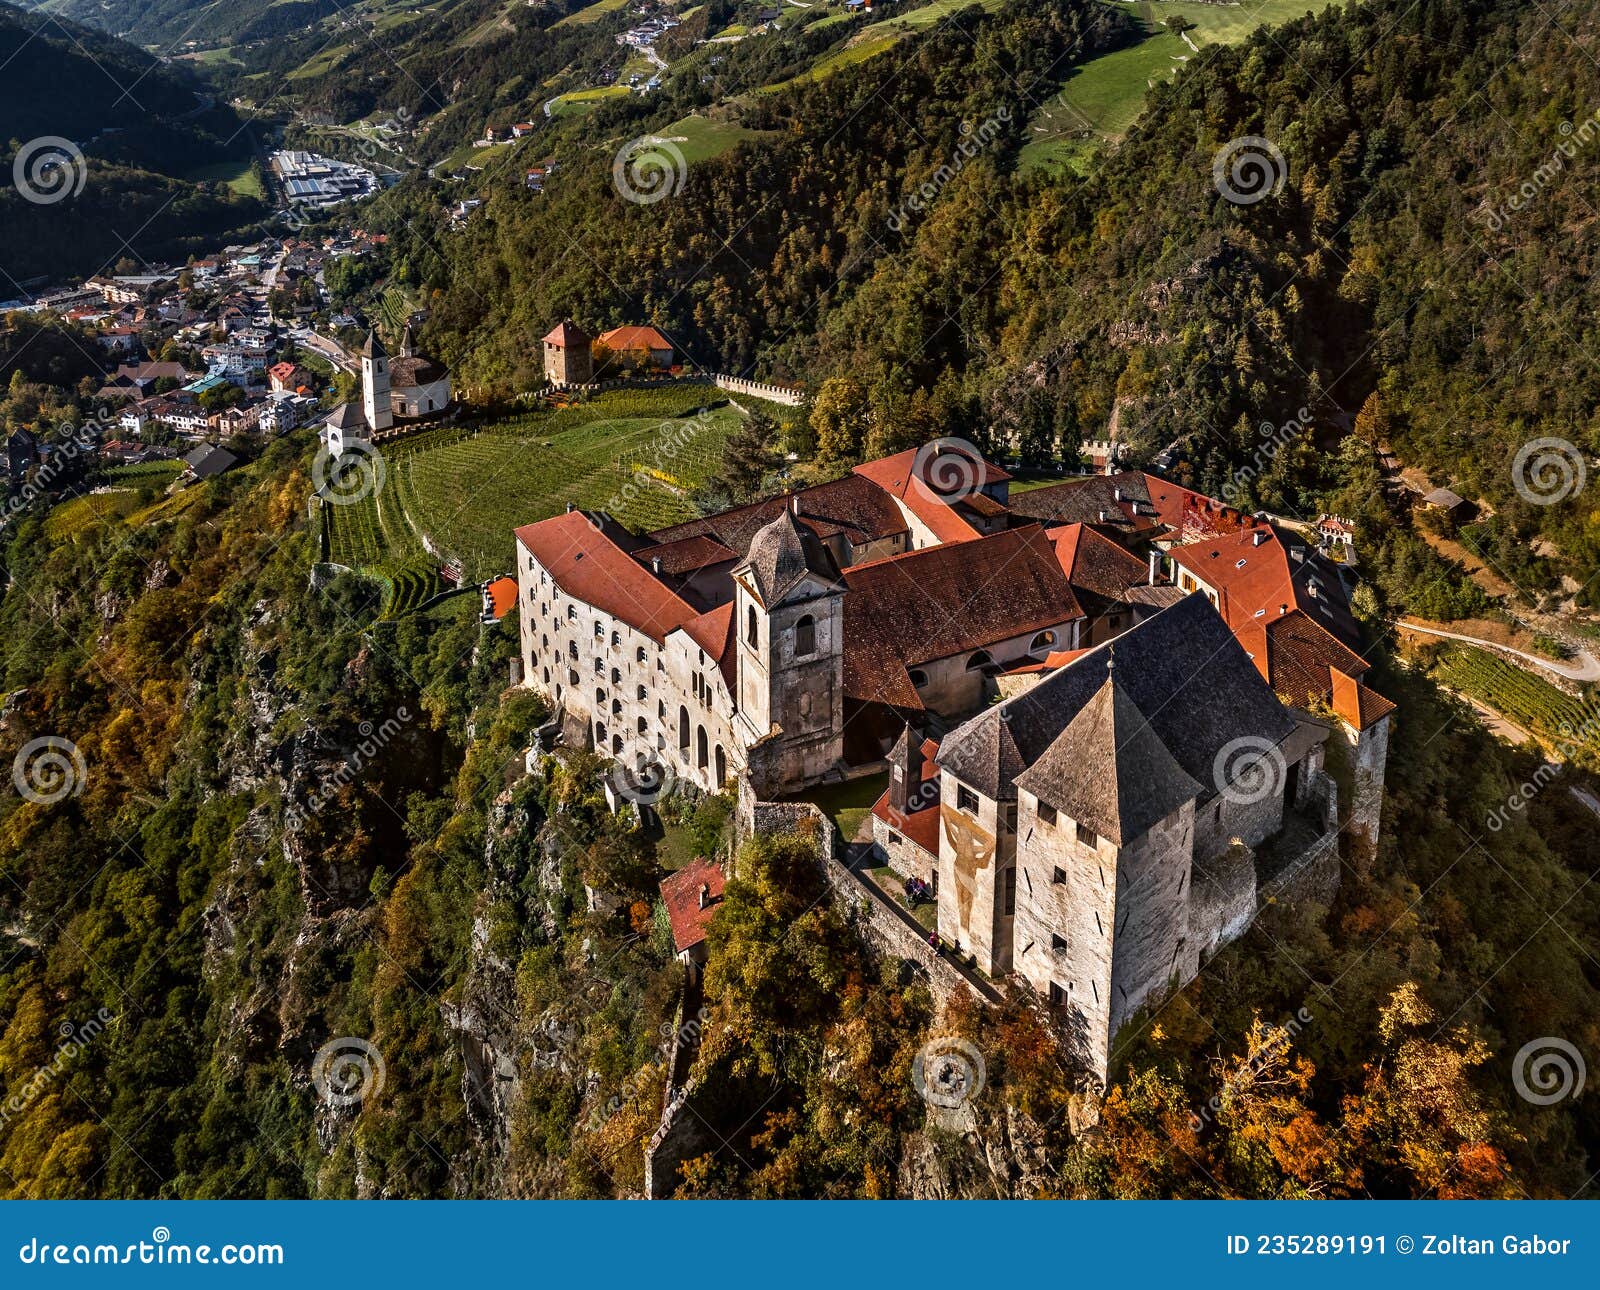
[1397,620,1600,683]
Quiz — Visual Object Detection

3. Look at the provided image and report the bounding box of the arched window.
[678,706,690,751]
[794,614,815,657]
[1030,630,1055,652]
[612,734,623,754]
[611,699,621,716]
[638,717,648,735]
[746,605,758,648]
[567,605,577,621]
[909,668,929,688]
[636,646,647,663]
[965,649,993,672]
[636,685,647,701]
[715,746,727,789]
[542,667,550,685]
[596,687,606,705]
[595,721,607,745]
[697,726,709,771]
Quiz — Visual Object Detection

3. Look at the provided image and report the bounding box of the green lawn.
[798,772,888,845]
[653,114,776,164]
[555,0,631,26]
[321,386,749,591]
[1020,0,1343,175]
[185,159,265,199]
[546,85,632,118]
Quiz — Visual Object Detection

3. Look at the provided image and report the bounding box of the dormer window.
[1030,631,1055,652]
[794,614,815,656]
[965,649,993,672]
[909,668,929,688]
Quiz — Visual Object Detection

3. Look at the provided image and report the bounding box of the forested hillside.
[374,0,1600,596]
[0,0,1597,1200]
[0,3,269,281]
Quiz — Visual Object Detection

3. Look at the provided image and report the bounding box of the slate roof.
[635,534,738,577]
[183,444,238,479]
[361,329,386,359]
[739,508,843,606]
[841,526,1083,709]
[1013,673,1202,845]
[646,473,908,559]
[325,401,366,431]
[937,593,1296,808]
[390,355,447,388]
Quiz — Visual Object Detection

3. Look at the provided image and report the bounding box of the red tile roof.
[659,857,725,954]
[542,320,589,347]
[870,737,942,857]
[634,533,737,576]
[841,526,1084,709]
[850,443,1009,546]
[514,509,698,644]
[1048,522,1149,606]
[681,602,736,692]
[1168,524,1301,634]
[597,325,673,354]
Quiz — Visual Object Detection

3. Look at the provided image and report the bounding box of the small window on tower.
[1038,801,1057,826]
[794,614,815,657]
[1052,866,1066,885]
[956,785,979,814]
[1075,821,1099,850]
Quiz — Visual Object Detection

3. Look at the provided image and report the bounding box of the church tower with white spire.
[360,330,393,432]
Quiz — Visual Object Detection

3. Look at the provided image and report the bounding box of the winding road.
[1396,620,1600,683]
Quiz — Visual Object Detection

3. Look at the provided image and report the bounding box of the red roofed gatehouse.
[659,856,725,974]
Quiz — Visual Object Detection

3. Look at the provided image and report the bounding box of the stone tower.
[542,320,593,387]
[733,504,846,794]
[361,330,393,432]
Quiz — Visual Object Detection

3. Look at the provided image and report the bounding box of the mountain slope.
[0,2,268,282]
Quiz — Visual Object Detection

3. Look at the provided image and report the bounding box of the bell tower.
[733,505,845,792]
[361,330,393,432]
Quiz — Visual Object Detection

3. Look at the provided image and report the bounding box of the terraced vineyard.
[1431,645,1600,767]
[319,385,752,599]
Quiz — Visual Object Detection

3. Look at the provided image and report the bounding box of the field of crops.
[44,493,140,542]
[1431,645,1600,765]
[320,386,749,593]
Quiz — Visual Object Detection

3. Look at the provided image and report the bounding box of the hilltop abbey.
[513,442,1392,1076]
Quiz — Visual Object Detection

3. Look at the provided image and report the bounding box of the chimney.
[790,493,801,515]
[1147,549,1161,585]
[566,501,577,513]
[1253,528,1268,546]
[888,724,922,814]
[1113,487,1123,502]
[698,883,711,910]
[651,556,662,575]
[1098,509,1108,523]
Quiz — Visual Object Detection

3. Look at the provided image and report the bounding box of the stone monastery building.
[514,442,1394,1076]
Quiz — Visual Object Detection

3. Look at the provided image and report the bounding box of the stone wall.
[713,374,807,406]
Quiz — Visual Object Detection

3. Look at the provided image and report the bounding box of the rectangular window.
[1038,801,1057,826]
[956,785,979,814]
[1004,867,1016,916]
[1048,981,1068,1007]
[1051,933,1067,951]
[1052,866,1066,885]
[1075,821,1099,850]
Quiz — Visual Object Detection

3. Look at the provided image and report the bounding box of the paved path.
[1396,620,1600,682]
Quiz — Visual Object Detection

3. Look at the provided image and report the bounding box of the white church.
[325,327,452,456]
